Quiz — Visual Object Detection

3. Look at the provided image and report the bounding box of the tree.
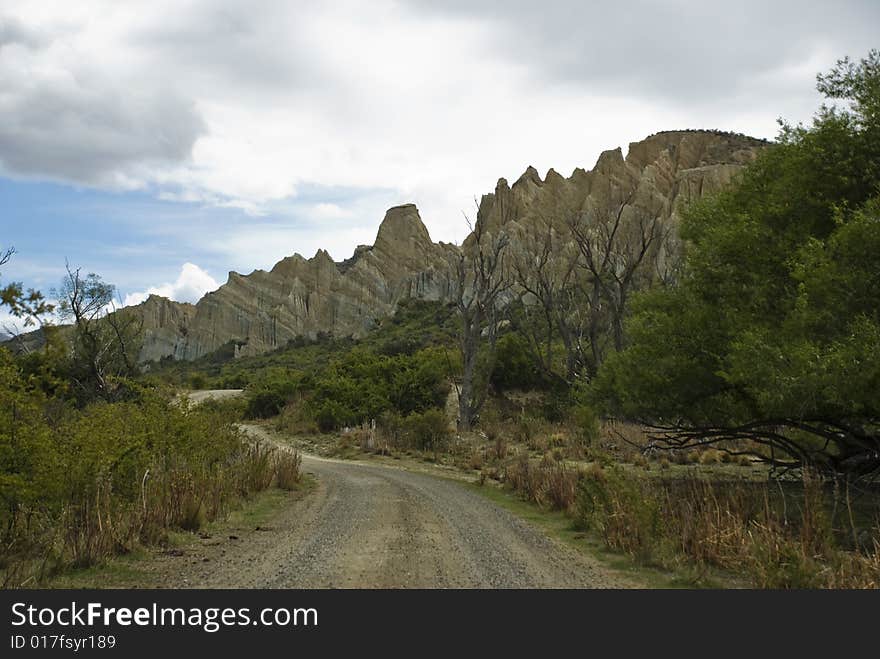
[510,223,583,383]
[568,189,669,372]
[0,246,54,330]
[56,265,142,401]
[593,51,880,480]
[453,215,510,431]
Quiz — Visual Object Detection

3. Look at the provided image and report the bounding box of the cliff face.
[135,130,767,363]
[138,204,459,361]
[472,130,764,241]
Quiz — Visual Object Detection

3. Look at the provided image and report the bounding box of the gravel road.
[183,389,244,404]
[156,420,636,588]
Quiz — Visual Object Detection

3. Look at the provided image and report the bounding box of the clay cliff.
[138,203,459,361]
[472,130,763,241]
[133,130,767,363]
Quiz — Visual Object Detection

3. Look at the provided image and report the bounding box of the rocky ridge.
[133,130,767,363]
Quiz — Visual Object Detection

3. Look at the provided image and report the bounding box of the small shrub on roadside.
[512,415,543,447]
[403,408,451,454]
[570,403,600,446]
[504,453,579,511]
[246,389,288,419]
[276,397,317,434]
[274,450,302,490]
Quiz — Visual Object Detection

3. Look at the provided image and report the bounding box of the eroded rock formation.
[133,130,767,363]
[138,204,459,361]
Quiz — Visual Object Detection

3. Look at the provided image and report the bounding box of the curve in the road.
[179,428,636,589]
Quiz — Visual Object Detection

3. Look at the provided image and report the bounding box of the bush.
[188,373,209,390]
[505,454,542,503]
[570,403,600,446]
[504,453,579,511]
[275,397,317,434]
[314,400,351,432]
[377,411,406,449]
[403,409,451,452]
[544,460,579,511]
[0,355,281,586]
[512,414,544,448]
[570,463,880,586]
[245,389,288,419]
[491,334,543,391]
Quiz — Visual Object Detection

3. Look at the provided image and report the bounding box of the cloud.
[0,5,205,187]
[123,263,219,307]
[312,202,352,220]
[1,0,877,256]
[0,15,46,49]
[412,1,880,105]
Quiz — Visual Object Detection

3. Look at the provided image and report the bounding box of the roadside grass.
[467,479,736,589]
[265,423,880,589]
[46,476,316,589]
[42,551,154,590]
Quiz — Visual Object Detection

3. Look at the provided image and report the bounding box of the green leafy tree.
[0,247,54,328]
[593,51,880,479]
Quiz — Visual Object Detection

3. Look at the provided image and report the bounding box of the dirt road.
[183,389,244,404]
[152,416,636,588]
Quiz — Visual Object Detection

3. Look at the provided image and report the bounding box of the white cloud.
[1,0,877,257]
[312,202,352,220]
[123,263,219,307]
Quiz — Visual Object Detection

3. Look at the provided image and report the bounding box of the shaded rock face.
[138,295,195,362]
[138,204,459,361]
[135,130,767,363]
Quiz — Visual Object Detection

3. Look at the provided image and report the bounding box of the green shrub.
[570,403,600,445]
[377,410,406,448]
[275,397,317,434]
[0,355,280,586]
[188,373,209,389]
[314,400,350,432]
[403,409,451,452]
[491,334,543,391]
[245,389,288,419]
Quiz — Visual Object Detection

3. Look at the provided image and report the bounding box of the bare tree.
[56,264,142,400]
[568,189,669,369]
[453,216,511,431]
[510,223,583,382]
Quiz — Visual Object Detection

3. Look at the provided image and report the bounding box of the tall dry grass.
[499,449,879,588]
[504,453,579,512]
[574,465,880,588]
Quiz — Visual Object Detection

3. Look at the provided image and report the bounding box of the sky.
[1,0,877,330]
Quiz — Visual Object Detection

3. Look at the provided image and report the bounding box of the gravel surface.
[183,389,244,404]
[149,422,637,589]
